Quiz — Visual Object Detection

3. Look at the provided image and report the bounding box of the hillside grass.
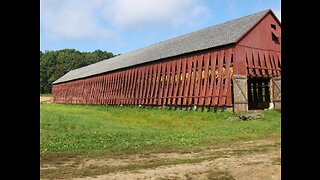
[40,104,280,158]
[40,93,52,97]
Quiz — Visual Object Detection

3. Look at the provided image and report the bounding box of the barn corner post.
[232,46,248,112]
[271,76,281,111]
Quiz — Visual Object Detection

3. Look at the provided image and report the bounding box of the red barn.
[52,9,281,112]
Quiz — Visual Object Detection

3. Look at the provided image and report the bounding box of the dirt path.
[41,138,280,179]
[40,97,52,104]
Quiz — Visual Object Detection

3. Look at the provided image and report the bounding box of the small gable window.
[271,24,276,30]
[272,32,279,44]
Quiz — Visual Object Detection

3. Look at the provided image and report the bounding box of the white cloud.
[102,0,209,28]
[41,0,210,40]
[41,0,110,39]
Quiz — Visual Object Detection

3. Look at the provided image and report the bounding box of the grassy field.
[40,104,281,158]
[40,93,52,97]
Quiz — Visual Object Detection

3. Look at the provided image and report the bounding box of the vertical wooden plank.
[263,51,272,77]
[90,78,94,104]
[167,60,175,106]
[188,56,196,106]
[274,52,281,76]
[153,63,161,105]
[98,77,102,104]
[268,52,275,77]
[101,76,105,104]
[178,57,186,105]
[95,77,99,104]
[99,77,102,104]
[270,52,278,76]
[87,79,92,104]
[277,52,281,68]
[112,73,117,104]
[125,69,130,104]
[110,74,115,104]
[252,49,260,76]
[120,71,126,104]
[246,49,254,76]
[93,76,99,104]
[121,70,128,104]
[193,55,202,105]
[137,67,143,104]
[81,79,87,104]
[205,52,216,106]
[200,53,209,106]
[126,69,132,104]
[218,50,226,106]
[95,78,98,104]
[212,50,224,105]
[110,74,114,104]
[120,71,125,104]
[105,74,110,104]
[128,69,134,104]
[115,72,121,104]
[140,67,146,105]
[142,66,150,105]
[158,63,167,106]
[120,72,126,104]
[183,57,192,105]
[91,78,95,104]
[226,78,233,106]
[210,52,218,106]
[133,68,139,104]
[135,67,142,105]
[116,72,120,104]
[142,66,149,105]
[82,80,87,104]
[172,58,181,105]
[220,49,232,106]
[149,64,156,105]
[145,65,153,105]
[94,77,99,104]
[114,73,119,104]
[163,61,171,106]
[259,50,266,76]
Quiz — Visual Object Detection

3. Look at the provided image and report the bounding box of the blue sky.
[40,0,280,55]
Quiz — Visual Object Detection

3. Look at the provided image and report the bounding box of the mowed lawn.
[40,104,280,157]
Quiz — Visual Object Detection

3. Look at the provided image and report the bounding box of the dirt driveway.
[41,138,280,179]
[40,97,52,104]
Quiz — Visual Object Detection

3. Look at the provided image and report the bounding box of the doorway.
[248,77,271,110]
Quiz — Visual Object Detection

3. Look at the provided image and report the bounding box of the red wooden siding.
[235,12,281,78]
[52,47,235,107]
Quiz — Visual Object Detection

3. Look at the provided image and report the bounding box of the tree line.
[40,49,116,94]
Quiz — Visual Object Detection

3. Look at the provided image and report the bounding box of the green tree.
[40,49,115,94]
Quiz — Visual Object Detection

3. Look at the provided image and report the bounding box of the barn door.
[271,77,281,111]
[232,75,248,112]
[248,77,271,110]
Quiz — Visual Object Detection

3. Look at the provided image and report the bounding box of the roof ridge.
[53,9,272,84]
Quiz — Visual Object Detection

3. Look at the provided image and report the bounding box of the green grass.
[40,93,52,97]
[40,104,280,157]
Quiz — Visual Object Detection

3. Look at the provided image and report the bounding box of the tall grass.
[40,104,280,156]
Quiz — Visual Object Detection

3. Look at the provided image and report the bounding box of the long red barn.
[52,9,281,112]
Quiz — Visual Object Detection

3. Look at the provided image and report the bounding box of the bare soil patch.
[40,96,52,104]
[41,138,280,179]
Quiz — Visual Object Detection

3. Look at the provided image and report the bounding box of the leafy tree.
[40,49,115,94]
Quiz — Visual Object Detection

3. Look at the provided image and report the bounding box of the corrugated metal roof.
[53,9,271,84]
